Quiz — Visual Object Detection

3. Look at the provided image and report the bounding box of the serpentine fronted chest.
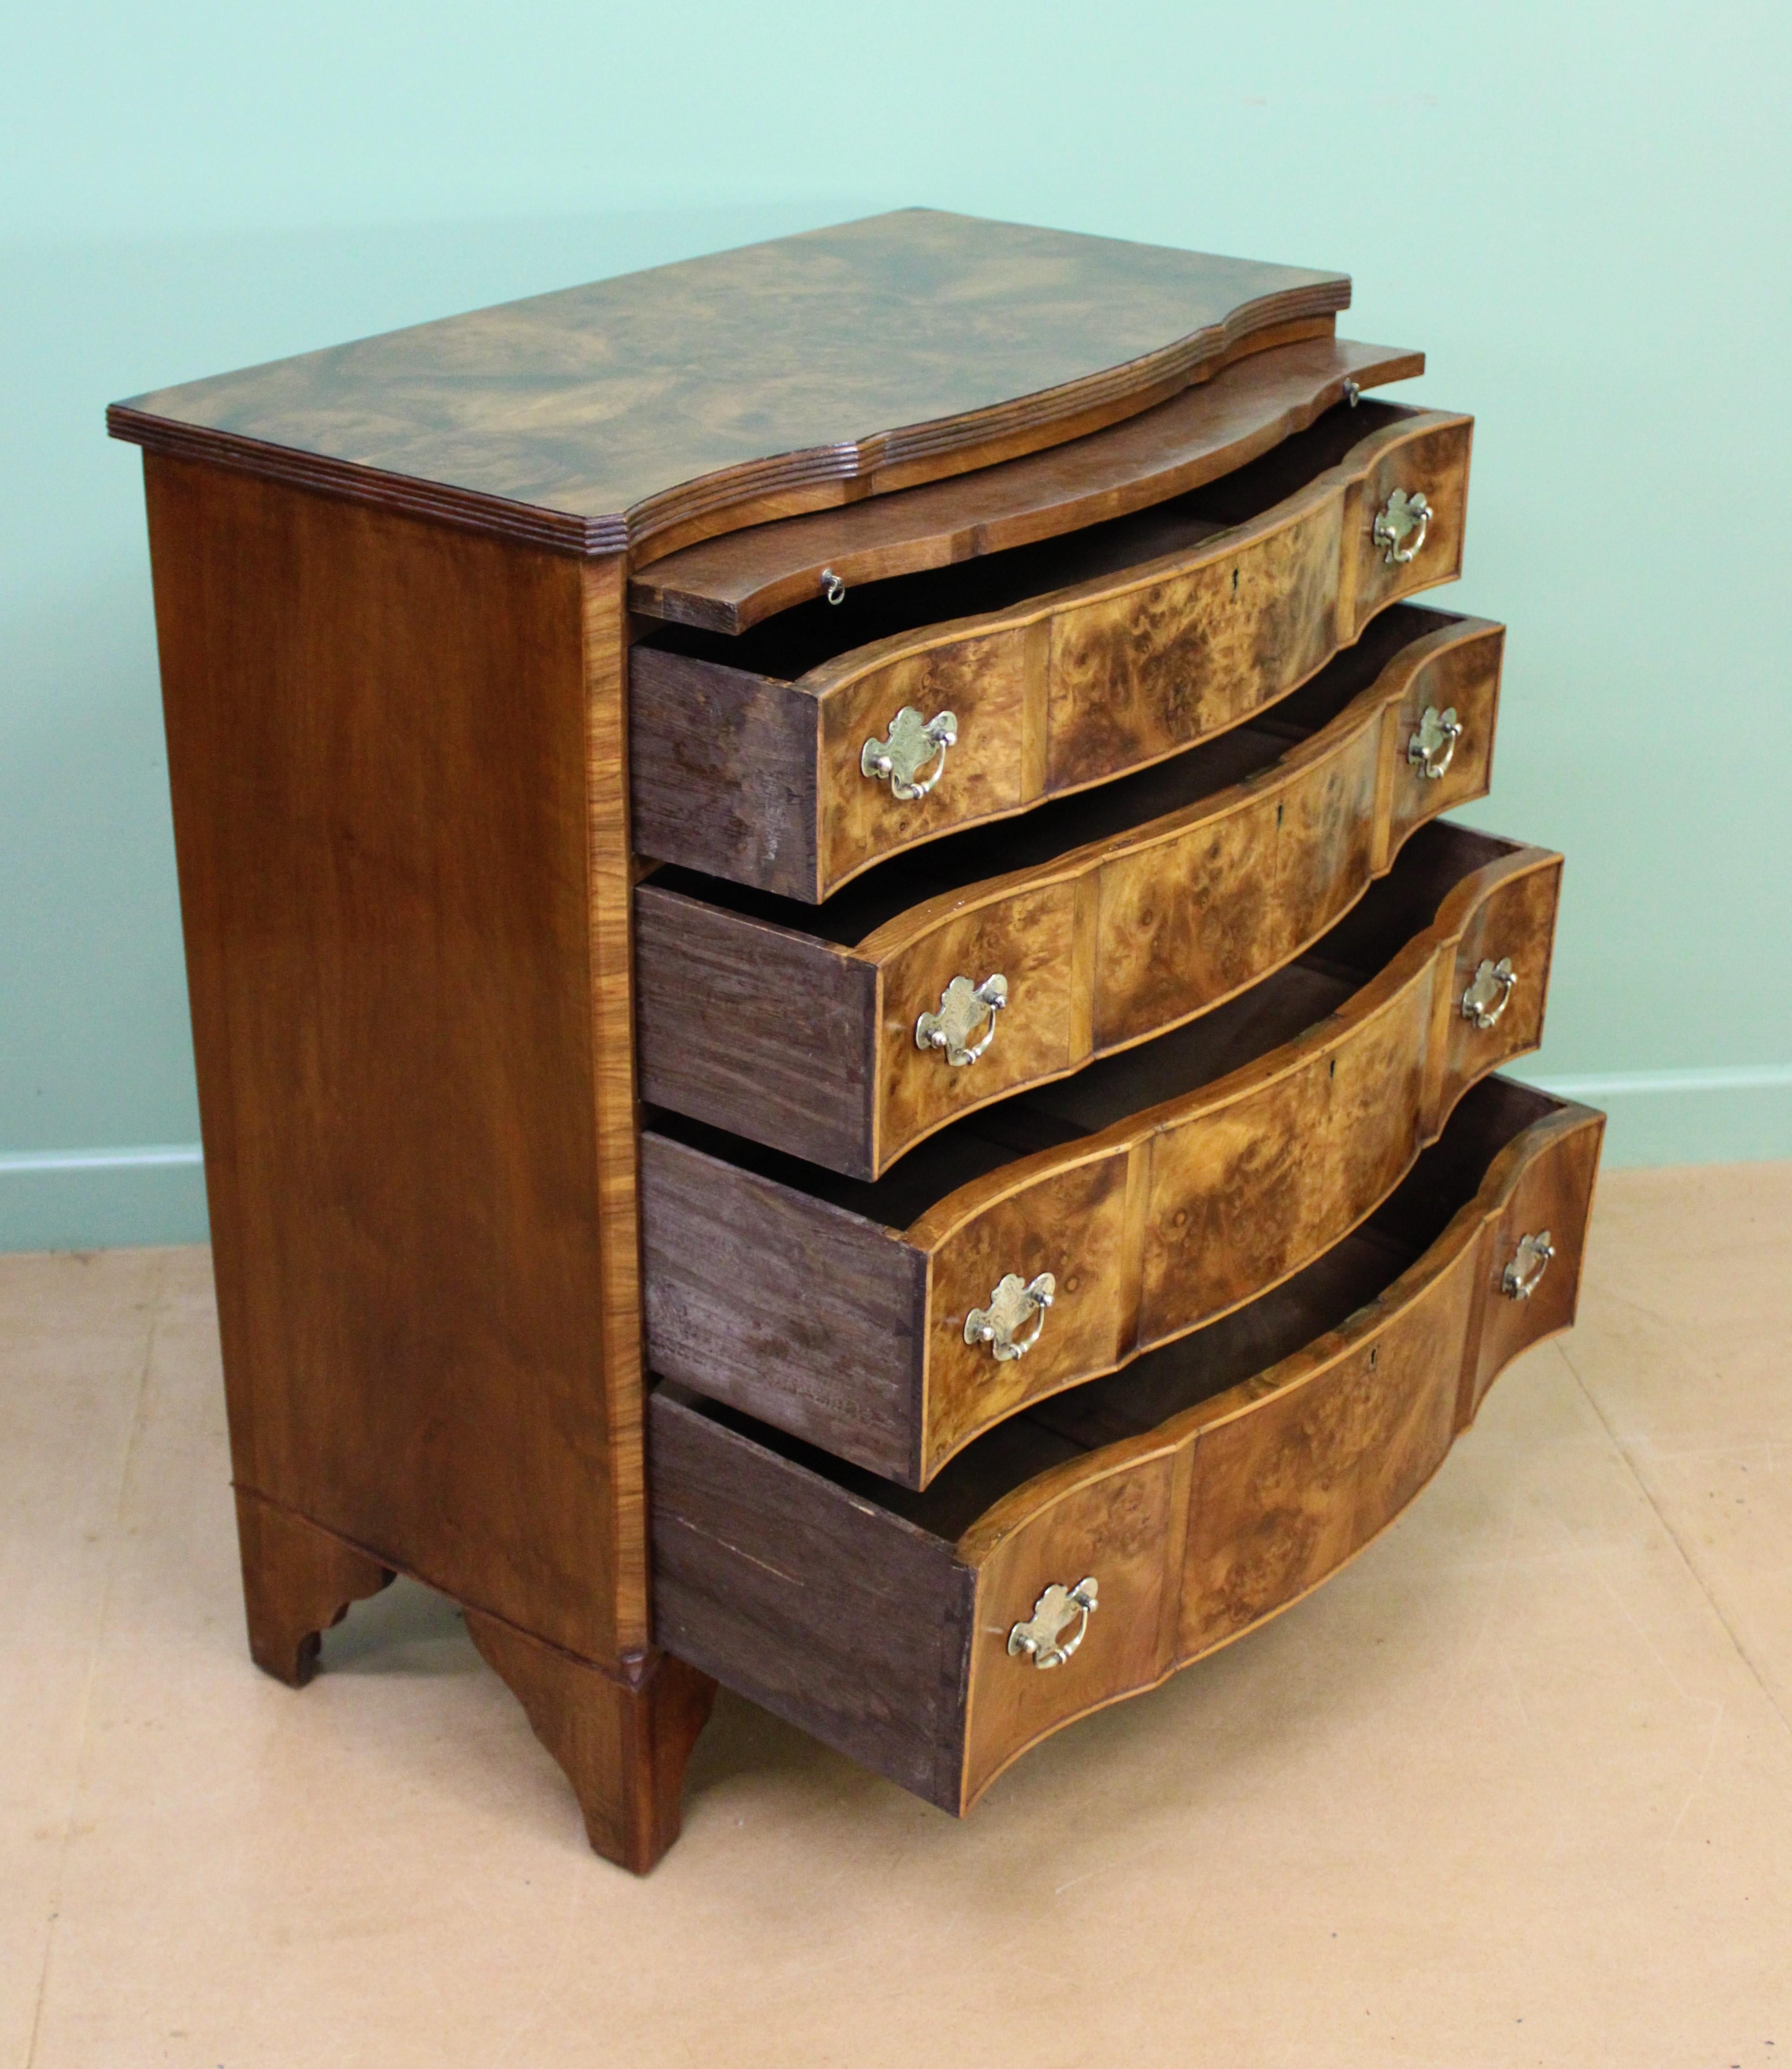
[110,209,1602,1869]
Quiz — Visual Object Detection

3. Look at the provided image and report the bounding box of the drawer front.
[1438,855,1558,1117]
[823,628,1037,894]
[641,833,1561,1489]
[1171,1236,1479,1662]
[878,874,1083,1162]
[962,1451,1179,1806]
[650,1087,1607,1816]
[824,409,1471,894]
[1038,449,1348,790]
[637,608,1505,1180]
[1133,850,1559,1340]
[1465,1104,1603,1421]
[925,845,1559,1473]
[1351,411,1473,631]
[632,405,1472,903]
[960,1094,1603,1810]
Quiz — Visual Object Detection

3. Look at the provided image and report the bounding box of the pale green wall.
[3,1,1789,1249]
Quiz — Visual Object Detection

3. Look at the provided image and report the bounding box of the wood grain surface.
[232,1489,396,1688]
[640,1130,930,1483]
[650,1387,979,1807]
[627,646,820,901]
[641,824,1561,1486]
[463,1615,717,1875]
[630,335,1422,632]
[634,890,880,1179]
[108,211,1348,558]
[631,402,1471,901]
[953,1086,1605,1810]
[143,455,649,1665]
[650,1084,1606,1813]
[580,554,658,1661]
[635,606,1504,1177]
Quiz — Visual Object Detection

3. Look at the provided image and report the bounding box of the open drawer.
[630,396,1471,902]
[641,821,1560,1487]
[637,604,1503,1178]
[650,1078,1605,1817]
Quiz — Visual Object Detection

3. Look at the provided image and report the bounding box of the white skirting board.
[2,1067,1790,1250]
[0,1144,207,1252]
[1522,1064,1792,1169]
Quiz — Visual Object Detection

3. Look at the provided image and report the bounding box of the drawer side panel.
[630,645,820,899]
[649,1389,973,1810]
[641,1132,928,1482]
[635,886,879,1177]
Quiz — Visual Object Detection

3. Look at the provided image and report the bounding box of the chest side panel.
[144,455,641,1660]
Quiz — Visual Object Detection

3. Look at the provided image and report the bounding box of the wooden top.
[107,210,1348,559]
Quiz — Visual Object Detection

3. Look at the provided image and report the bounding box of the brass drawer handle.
[965,1270,1055,1360]
[1008,1577,1098,1669]
[1373,487,1432,566]
[1408,704,1461,781]
[917,972,1007,1066]
[1503,1229,1555,1300]
[1460,956,1516,1030]
[861,705,958,801]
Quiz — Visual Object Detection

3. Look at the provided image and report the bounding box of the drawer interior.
[640,398,1413,683]
[659,1074,1565,1541]
[645,815,1519,1229]
[643,602,1452,949]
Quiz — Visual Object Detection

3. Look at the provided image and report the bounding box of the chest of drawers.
[110,209,1602,1872]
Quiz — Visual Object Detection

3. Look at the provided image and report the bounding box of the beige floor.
[3,1165,1789,2069]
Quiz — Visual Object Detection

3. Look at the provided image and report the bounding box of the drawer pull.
[965,1269,1055,1361]
[1408,704,1462,781]
[1008,1577,1098,1669]
[820,566,846,605]
[861,705,958,801]
[1460,956,1516,1030]
[1373,487,1432,566]
[1502,1229,1555,1300]
[917,971,1007,1066]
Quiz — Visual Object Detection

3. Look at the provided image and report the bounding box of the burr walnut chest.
[109,210,1603,1870]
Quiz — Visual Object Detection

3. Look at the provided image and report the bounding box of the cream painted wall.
[2,1,1788,1245]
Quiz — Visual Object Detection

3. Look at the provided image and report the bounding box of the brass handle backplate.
[1461,956,1516,1030]
[861,705,957,801]
[1502,1230,1555,1300]
[1008,1577,1098,1669]
[917,972,1007,1066]
[1408,704,1462,780]
[965,1270,1055,1361]
[1373,487,1432,566]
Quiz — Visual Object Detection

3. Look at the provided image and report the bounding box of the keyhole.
[1329,1058,1337,1079]
[1231,566,1240,596]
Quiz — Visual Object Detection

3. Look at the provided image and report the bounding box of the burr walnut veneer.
[110,210,1598,1872]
